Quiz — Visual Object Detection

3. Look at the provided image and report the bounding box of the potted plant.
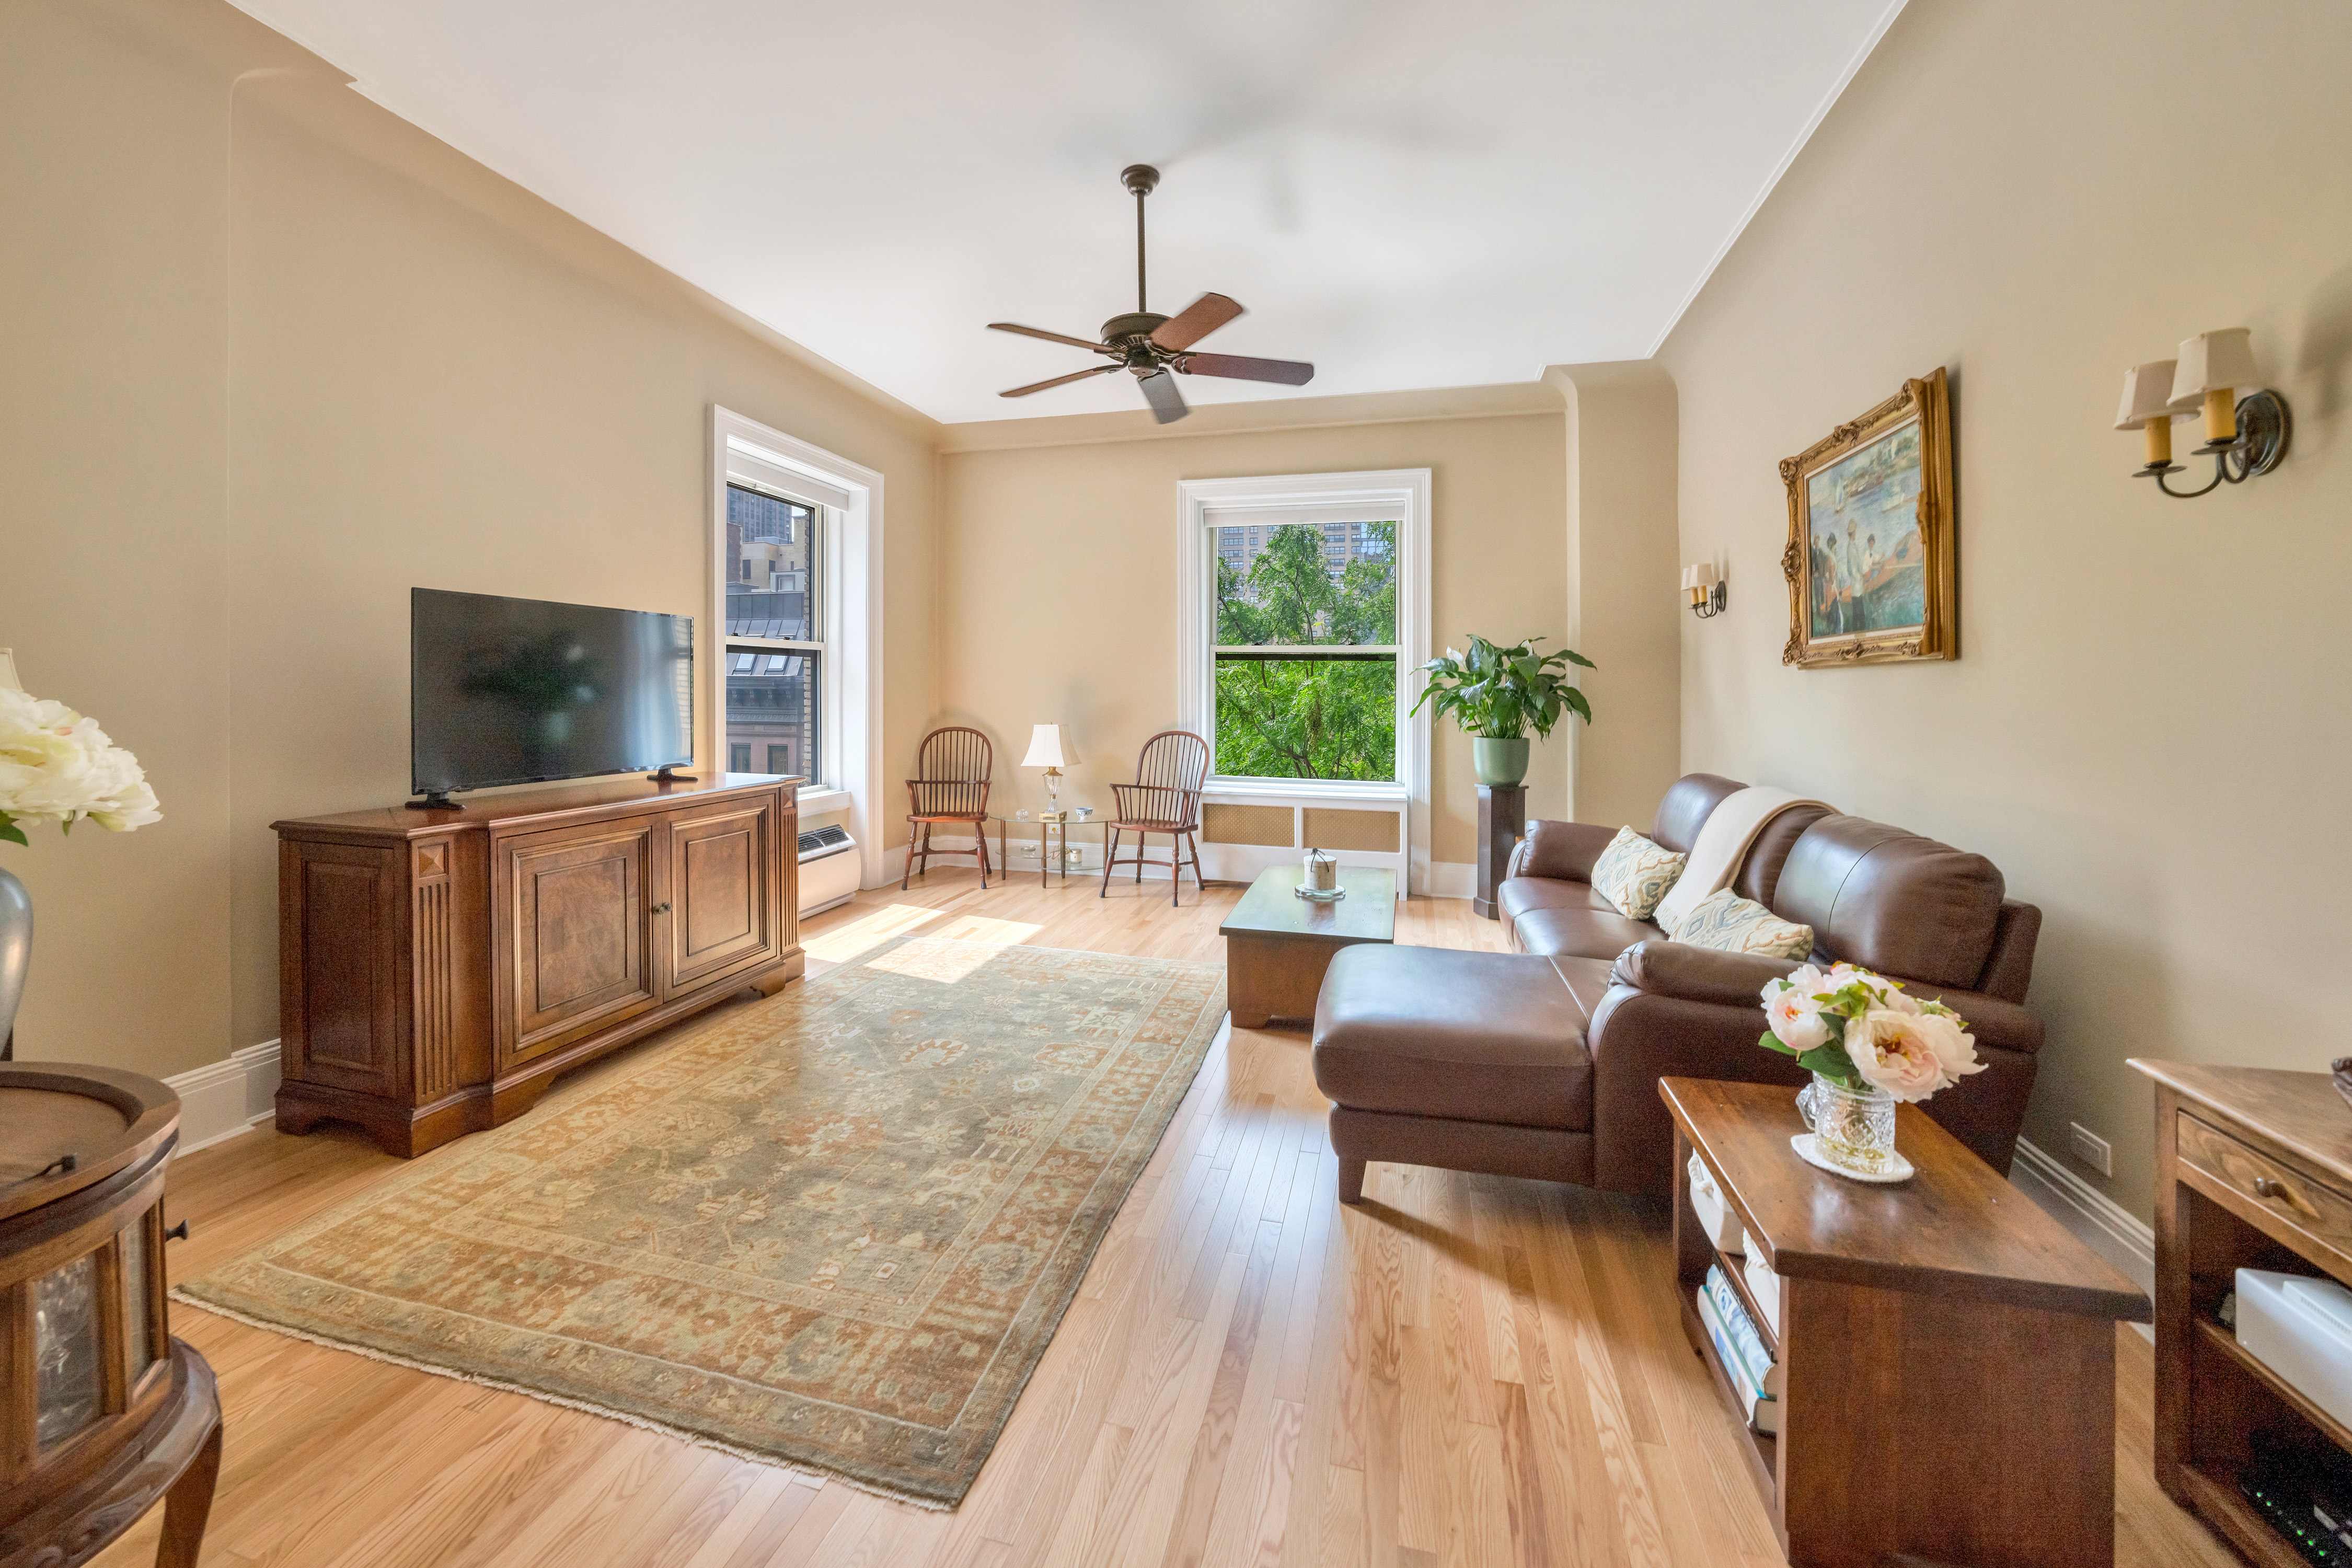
[1409,635,1594,786]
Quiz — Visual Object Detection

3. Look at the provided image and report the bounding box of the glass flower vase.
[1796,1072,1899,1177]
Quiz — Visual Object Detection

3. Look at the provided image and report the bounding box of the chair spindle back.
[909,725,993,817]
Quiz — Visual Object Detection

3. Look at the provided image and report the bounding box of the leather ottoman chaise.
[1311,773,2047,1200]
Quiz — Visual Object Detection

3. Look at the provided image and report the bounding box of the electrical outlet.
[2068,1122,2113,1177]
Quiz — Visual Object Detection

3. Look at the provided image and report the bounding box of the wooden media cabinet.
[274,774,803,1157]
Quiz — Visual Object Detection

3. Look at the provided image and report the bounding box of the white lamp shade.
[1020,723,1071,768]
[2168,328,2258,409]
[1680,562,1719,591]
[2114,360,2181,429]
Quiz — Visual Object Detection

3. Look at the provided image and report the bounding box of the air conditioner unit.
[797,824,859,917]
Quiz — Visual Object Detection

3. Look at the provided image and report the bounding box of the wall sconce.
[2116,327,2290,499]
[1681,562,1726,618]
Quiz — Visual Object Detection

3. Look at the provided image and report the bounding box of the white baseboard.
[165,1041,280,1157]
[2011,1135,2156,1333]
[1425,861,1474,900]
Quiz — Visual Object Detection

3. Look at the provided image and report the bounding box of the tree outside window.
[1213,521,1397,781]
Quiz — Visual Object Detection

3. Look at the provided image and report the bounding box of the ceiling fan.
[988,164,1314,424]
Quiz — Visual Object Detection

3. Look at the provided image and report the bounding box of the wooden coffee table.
[1661,1077,2149,1568]
[1218,865,1394,1029]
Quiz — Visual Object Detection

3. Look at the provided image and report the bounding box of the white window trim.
[711,406,884,887]
[1177,469,1431,887]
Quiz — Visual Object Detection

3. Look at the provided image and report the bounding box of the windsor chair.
[902,726,994,889]
[1100,730,1209,905]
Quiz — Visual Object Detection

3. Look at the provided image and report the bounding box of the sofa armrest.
[1584,984,1809,1194]
[1897,981,2045,1057]
[1518,819,1616,882]
[1608,943,2044,1056]
[1608,941,1798,1007]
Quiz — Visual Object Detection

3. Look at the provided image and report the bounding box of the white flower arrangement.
[0,686,162,845]
[1759,962,1982,1102]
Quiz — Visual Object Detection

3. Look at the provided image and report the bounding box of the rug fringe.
[169,1289,957,1513]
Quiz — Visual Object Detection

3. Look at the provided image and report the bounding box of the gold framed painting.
[1779,365,1955,666]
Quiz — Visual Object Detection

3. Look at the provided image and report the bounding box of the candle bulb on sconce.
[1681,562,1726,618]
[2117,327,2290,499]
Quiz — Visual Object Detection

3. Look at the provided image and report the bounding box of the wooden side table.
[1472,783,1524,919]
[2130,1059,2352,1568]
[1661,1077,2149,1567]
[0,1064,222,1568]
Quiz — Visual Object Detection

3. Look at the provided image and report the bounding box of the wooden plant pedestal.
[1472,783,1524,920]
[1661,1077,2149,1567]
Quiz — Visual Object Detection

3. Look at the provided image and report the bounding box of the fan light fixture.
[986,166,1314,424]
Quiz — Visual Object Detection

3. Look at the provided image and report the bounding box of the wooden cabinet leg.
[156,1419,222,1568]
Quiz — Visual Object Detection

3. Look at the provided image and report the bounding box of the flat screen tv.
[411,588,694,802]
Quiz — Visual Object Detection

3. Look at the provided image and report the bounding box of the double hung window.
[723,483,821,780]
[1210,518,1398,782]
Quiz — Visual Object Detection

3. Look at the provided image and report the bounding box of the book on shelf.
[1696,1277,1781,1435]
[1702,1263,1782,1399]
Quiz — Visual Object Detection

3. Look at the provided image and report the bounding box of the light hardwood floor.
[95,871,2236,1568]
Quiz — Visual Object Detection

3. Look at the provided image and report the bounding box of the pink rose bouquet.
[1758,962,1982,1102]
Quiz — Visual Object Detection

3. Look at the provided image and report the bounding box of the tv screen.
[411,588,694,796]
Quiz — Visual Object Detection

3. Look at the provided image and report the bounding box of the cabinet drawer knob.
[165,1220,191,1242]
[2253,1175,2287,1199]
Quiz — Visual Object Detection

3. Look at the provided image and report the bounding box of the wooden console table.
[275,773,802,1157]
[2131,1058,2352,1568]
[1662,1077,2149,1567]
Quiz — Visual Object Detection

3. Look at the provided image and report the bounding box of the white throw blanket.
[1651,786,1835,937]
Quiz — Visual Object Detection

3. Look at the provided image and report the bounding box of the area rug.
[176,936,1225,1508]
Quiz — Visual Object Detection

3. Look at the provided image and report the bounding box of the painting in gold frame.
[1780,366,1955,666]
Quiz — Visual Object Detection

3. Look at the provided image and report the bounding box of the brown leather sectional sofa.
[1310,773,2045,1200]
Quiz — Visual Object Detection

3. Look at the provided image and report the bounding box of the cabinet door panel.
[663,800,778,993]
[502,823,656,1064]
[281,843,407,1099]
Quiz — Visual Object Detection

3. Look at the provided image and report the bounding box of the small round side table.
[0,1063,221,1568]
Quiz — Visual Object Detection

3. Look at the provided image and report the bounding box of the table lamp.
[1022,723,1075,816]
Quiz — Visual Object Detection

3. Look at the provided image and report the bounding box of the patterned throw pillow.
[1589,826,1686,921]
[1669,888,1815,960]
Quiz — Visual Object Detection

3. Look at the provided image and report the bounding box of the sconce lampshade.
[2170,328,2259,443]
[1680,563,1720,592]
[2168,329,2258,408]
[2113,361,2180,430]
[1020,723,1071,769]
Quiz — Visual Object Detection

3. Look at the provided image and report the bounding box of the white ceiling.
[232,0,1903,426]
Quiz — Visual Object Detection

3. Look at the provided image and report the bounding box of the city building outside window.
[723,483,820,782]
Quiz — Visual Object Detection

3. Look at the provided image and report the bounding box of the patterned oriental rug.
[178,937,1226,1509]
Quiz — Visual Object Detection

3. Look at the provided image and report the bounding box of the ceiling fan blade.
[1137,368,1189,423]
[1177,351,1315,386]
[1149,293,1244,352]
[988,322,1116,354]
[999,364,1120,398]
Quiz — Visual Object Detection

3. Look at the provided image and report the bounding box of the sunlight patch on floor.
[802,902,949,964]
[924,914,1048,946]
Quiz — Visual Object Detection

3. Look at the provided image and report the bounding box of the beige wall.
[0,0,940,1078]
[1659,0,2352,1216]
[1551,362,1684,831]
[936,391,1577,869]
